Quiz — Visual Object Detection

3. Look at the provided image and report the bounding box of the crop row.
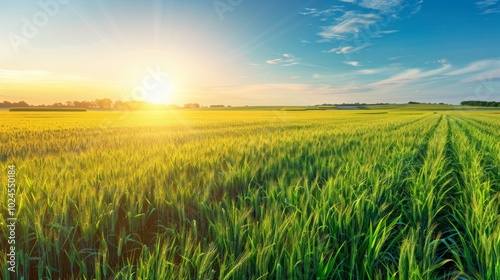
[0,111,498,279]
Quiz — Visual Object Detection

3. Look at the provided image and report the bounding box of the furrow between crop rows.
[445,115,500,279]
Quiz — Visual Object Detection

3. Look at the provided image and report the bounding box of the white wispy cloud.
[461,68,500,83]
[371,64,451,86]
[308,0,422,41]
[358,68,385,74]
[477,0,498,7]
[308,2,419,56]
[371,30,400,38]
[447,60,500,76]
[190,83,354,105]
[344,0,423,16]
[450,60,500,84]
[313,73,343,79]
[358,0,404,13]
[476,0,500,14]
[483,8,500,13]
[211,83,362,98]
[300,7,343,17]
[266,59,284,65]
[326,44,371,54]
[344,61,360,67]
[319,12,380,40]
[266,54,317,67]
[380,30,399,34]
[371,69,419,86]
[244,83,312,91]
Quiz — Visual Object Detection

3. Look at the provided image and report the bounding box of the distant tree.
[102,98,113,109]
[94,99,102,109]
[184,103,200,109]
[114,100,123,109]
[95,99,113,109]
[15,101,29,107]
[461,100,499,107]
[78,101,93,109]
[1,101,30,108]
[1,101,13,108]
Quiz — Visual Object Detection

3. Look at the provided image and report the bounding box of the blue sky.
[0,0,499,105]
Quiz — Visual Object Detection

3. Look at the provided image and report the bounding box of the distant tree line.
[1,99,118,109]
[461,100,500,107]
[183,103,200,109]
[1,101,30,108]
[1,99,219,110]
[408,101,448,105]
[337,102,367,106]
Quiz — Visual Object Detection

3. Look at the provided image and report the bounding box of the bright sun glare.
[145,82,173,104]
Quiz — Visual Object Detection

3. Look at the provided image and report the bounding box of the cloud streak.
[370,64,452,86]
[305,0,422,59]
[447,60,500,76]
[358,68,385,75]
[326,44,371,54]
[461,69,500,83]
[265,54,299,66]
[476,0,500,14]
[358,0,404,14]
[318,12,380,40]
[0,69,87,82]
[344,61,360,67]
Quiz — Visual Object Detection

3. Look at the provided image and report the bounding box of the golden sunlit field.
[1,110,499,279]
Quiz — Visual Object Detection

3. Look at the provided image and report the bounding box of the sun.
[145,82,174,104]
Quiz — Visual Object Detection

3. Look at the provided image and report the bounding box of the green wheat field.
[1,109,499,279]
